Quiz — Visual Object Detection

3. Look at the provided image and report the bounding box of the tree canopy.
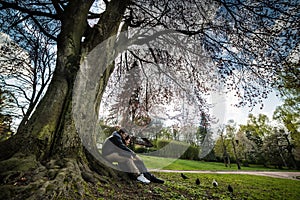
[1,1,299,126]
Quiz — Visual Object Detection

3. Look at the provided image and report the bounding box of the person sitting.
[102,128,164,184]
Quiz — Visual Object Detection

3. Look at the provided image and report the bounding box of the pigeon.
[212,179,218,187]
[195,178,200,185]
[181,173,188,179]
[228,184,233,193]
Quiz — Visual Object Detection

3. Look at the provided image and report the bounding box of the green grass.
[140,155,299,171]
[100,155,299,199]
[151,172,300,200]
[138,155,300,199]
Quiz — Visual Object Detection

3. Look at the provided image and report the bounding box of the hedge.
[154,139,200,160]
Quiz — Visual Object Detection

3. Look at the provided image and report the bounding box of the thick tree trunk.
[0,1,131,199]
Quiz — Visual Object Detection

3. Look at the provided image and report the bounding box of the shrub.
[154,139,200,160]
[180,145,200,160]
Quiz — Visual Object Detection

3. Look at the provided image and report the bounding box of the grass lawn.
[98,155,300,199]
[99,171,300,199]
[140,155,299,171]
[149,172,300,200]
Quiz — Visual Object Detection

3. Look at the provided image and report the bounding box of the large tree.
[0,0,299,199]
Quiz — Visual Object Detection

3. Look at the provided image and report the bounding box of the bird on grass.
[195,178,200,185]
[212,179,218,187]
[181,173,188,179]
[228,184,233,193]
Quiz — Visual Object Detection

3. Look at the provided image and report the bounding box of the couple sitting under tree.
[102,128,164,184]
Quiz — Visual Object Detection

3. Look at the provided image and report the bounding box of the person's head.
[118,128,128,140]
[124,134,131,146]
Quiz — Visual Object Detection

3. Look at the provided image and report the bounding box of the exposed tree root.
[0,152,126,200]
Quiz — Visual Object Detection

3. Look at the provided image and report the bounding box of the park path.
[151,169,300,181]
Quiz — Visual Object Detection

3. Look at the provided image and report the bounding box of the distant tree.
[274,104,300,147]
[273,62,300,168]
[239,114,272,165]
[0,30,54,130]
[171,125,180,141]
[158,127,172,141]
[226,120,241,169]
[278,128,298,169]
[277,63,300,95]
[196,112,210,145]
[274,62,299,142]
[242,114,272,143]
[263,128,291,169]
[235,128,257,166]
[214,125,231,167]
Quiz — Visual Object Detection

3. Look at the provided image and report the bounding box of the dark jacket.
[102,131,136,158]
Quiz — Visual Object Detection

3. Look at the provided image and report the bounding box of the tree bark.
[0,1,131,199]
[231,139,241,170]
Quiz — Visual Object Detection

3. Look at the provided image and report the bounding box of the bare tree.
[0,24,55,132]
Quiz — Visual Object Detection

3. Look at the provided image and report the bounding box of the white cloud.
[210,89,282,126]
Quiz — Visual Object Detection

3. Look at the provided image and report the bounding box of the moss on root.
[0,153,39,173]
[0,155,107,200]
[0,153,167,200]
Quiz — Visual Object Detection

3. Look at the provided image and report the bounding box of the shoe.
[144,172,164,184]
[152,176,164,184]
[137,174,150,184]
[150,175,164,184]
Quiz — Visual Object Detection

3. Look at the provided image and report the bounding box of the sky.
[211,89,283,126]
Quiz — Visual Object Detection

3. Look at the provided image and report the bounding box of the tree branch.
[29,15,57,41]
[0,1,59,20]
[51,0,64,16]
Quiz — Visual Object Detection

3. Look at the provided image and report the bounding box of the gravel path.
[151,169,300,180]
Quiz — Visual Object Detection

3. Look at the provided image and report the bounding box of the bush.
[156,139,170,149]
[154,139,200,160]
[201,150,217,162]
[180,145,200,160]
[134,145,157,153]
